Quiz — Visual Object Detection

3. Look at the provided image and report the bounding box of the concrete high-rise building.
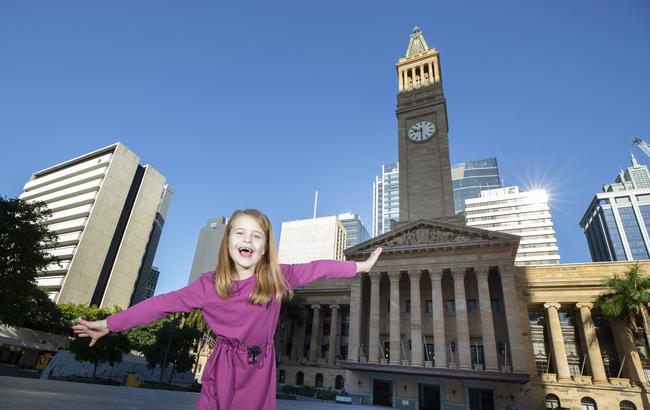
[188,217,227,284]
[18,143,172,308]
[337,213,371,249]
[465,186,560,265]
[580,155,650,262]
[451,157,501,214]
[277,216,346,264]
[372,162,399,237]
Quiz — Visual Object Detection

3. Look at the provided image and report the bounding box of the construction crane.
[632,137,650,157]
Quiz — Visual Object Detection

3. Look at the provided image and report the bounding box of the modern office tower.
[337,213,371,249]
[188,217,227,284]
[580,155,650,262]
[131,266,159,304]
[465,186,560,265]
[277,215,347,264]
[18,143,171,308]
[372,162,399,237]
[451,157,501,214]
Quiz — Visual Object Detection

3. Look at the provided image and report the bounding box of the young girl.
[73,208,382,410]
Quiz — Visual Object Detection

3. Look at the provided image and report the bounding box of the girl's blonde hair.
[214,209,293,304]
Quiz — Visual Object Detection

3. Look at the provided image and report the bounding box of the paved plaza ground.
[0,376,385,410]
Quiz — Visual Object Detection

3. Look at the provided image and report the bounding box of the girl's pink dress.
[106,260,357,410]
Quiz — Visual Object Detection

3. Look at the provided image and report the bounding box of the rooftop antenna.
[313,190,318,219]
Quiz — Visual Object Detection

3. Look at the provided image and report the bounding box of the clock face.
[408,120,436,142]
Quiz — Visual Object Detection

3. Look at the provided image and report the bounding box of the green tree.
[141,317,201,384]
[594,264,650,382]
[22,287,68,334]
[0,196,58,327]
[66,304,131,379]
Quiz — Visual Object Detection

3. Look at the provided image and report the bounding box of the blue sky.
[2,1,649,295]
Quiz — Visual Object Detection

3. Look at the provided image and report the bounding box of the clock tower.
[396,27,455,222]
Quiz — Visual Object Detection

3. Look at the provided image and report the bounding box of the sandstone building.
[276,28,650,410]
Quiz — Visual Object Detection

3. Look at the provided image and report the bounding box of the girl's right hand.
[72,319,109,347]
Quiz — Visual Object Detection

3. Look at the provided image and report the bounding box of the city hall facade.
[275,29,650,410]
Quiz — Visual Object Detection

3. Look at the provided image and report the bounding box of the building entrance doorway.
[373,380,393,406]
[418,384,441,410]
[468,388,495,410]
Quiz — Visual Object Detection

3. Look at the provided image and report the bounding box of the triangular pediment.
[345,218,520,257]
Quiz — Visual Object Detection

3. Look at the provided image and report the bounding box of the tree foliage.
[142,318,201,374]
[66,304,131,377]
[594,264,650,328]
[0,196,58,326]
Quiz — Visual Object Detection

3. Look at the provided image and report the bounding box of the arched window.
[315,373,324,388]
[335,375,345,390]
[620,401,636,410]
[279,369,285,383]
[296,371,304,385]
[581,397,597,410]
[545,394,561,409]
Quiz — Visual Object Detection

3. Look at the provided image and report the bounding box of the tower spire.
[405,26,430,57]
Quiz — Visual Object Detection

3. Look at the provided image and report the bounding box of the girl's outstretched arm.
[72,271,214,345]
[283,247,382,288]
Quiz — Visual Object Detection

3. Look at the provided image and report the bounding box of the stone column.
[347,273,362,362]
[499,264,527,372]
[328,304,340,364]
[475,266,499,371]
[452,267,471,369]
[576,303,608,383]
[433,57,441,82]
[611,320,648,386]
[427,61,433,83]
[309,304,322,362]
[398,69,404,91]
[429,270,447,368]
[409,270,424,366]
[544,303,571,381]
[368,271,382,363]
[291,319,303,361]
[388,271,402,365]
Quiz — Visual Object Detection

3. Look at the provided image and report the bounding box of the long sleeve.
[281,260,357,288]
[106,272,214,333]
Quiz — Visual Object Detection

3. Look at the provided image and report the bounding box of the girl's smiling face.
[228,214,267,275]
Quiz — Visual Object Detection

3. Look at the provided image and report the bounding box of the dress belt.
[205,335,274,410]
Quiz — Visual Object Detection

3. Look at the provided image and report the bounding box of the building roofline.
[32,142,123,179]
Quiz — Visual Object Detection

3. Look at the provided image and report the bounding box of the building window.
[491,298,500,312]
[545,394,561,409]
[405,300,411,313]
[470,344,484,365]
[425,343,434,362]
[279,369,285,383]
[335,375,345,390]
[467,299,477,312]
[445,300,455,313]
[315,373,323,388]
[620,401,636,410]
[296,371,304,385]
[581,397,597,410]
[425,299,432,313]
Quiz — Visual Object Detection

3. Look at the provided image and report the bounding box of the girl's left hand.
[356,247,382,273]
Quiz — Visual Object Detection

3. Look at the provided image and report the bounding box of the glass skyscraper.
[337,213,371,249]
[451,157,501,214]
[580,155,650,262]
[372,162,399,237]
